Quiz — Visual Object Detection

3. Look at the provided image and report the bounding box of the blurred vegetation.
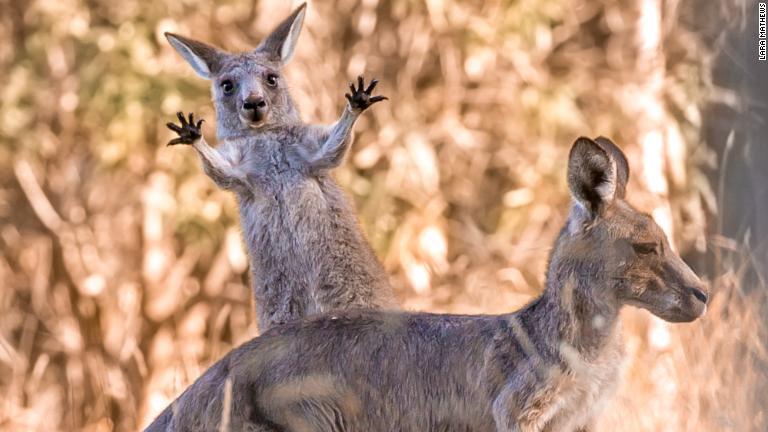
[0,0,765,430]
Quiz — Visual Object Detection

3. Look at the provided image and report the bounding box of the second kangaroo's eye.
[265,73,278,87]
[632,242,659,255]
[221,80,235,95]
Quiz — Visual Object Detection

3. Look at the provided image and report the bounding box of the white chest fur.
[519,330,624,432]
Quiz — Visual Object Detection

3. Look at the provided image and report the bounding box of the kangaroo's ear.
[594,136,629,199]
[165,33,226,79]
[255,2,307,65]
[567,137,618,216]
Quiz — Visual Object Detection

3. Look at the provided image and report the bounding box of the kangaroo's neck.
[519,251,622,361]
[552,272,619,357]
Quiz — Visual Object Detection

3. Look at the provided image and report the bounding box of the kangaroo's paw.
[345,76,388,112]
[166,112,204,146]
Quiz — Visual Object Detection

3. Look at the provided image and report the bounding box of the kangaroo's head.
[555,136,708,323]
[165,3,307,137]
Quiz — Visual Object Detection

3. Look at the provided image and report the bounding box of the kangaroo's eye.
[265,73,279,87]
[221,80,235,95]
[632,242,659,255]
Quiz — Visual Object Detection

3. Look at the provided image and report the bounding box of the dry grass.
[0,0,765,430]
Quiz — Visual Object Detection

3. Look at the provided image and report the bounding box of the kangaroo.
[164,3,397,331]
[145,137,708,432]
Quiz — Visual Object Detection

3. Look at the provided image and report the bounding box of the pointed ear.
[255,2,307,65]
[165,32,226,79]
[594,136,629,199]
[567,137,618,217]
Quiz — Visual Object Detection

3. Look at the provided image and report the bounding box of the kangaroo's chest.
[239,177,329,249]
[241,168,334,222]
[237,161,342,282]
[523,338,624,432]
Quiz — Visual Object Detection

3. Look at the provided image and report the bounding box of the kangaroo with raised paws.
[164,3,396,331]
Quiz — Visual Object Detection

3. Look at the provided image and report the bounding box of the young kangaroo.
[164,3,396,330]
[145,137,708,432]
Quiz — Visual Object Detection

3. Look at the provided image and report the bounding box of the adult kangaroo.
[164,3,397,331]
[146,137,708,432]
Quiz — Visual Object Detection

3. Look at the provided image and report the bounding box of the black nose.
[243,97,267,111]
[689,287,708,304]
[243,97,267,121]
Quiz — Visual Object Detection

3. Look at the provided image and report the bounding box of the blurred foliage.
[0,0,765,430]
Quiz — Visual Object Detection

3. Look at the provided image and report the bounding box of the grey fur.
[146,138,708,432]
[165,3,396,331]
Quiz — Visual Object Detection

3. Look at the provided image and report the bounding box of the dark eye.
[632,242,659,255]
[265,73,278,87]
[221,80,235,95]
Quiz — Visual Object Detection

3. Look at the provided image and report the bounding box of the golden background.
[0,0,765,430]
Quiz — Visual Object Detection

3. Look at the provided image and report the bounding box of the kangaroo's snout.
[670,283,708,322]
[688,285,708,305]
[242,95,268,124]
[673,256,709,320]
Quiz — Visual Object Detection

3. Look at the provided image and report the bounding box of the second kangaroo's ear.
[567,137,619,216]
[594,136,629,199]
[255,2,307,65]
[165,33,226,79]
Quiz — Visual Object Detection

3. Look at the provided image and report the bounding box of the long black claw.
[365,79,378,94]
[177,111,186,125]
[369,95,388,103]
[167,138,183,146]
[357,75,364,91]
[196,119,204,129]
[349,82,356,94]
[166,122,183,133]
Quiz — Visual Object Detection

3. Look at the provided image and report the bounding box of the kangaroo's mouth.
[654,293,707,323]
[240,113,268,129]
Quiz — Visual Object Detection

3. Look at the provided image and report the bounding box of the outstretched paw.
[166,112,203,146]
[345,76,387,112]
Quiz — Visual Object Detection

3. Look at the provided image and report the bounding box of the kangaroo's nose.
[242,96,268,121]
[689,286,708,304]
[243,97,266,110]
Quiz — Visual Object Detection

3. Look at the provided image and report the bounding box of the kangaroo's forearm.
[305,106,360,171]
[192,137,249,192]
